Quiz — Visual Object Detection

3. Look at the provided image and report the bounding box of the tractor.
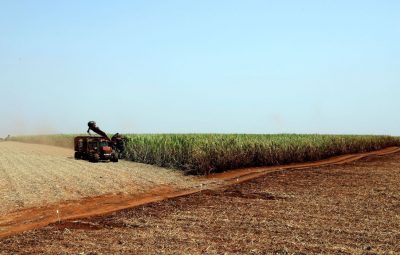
[74,121,127,163]
[74,136,119,162]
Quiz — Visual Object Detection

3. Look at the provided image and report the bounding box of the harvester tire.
[90,153,100,163]
[111,153,119,162]
[74,152,81,160]
[93,153,100,163]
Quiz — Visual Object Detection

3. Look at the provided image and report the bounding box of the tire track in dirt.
[0,144,399,239]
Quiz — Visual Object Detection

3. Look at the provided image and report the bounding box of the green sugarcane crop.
[12,134,400,175]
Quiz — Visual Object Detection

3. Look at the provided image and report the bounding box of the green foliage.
[124,134,400,174]
[12,134,400,175]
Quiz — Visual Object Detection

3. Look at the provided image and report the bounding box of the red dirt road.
[1,146,399,240]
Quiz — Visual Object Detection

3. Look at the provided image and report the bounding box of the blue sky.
[1,1,399,136]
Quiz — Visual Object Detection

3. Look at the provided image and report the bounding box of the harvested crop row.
[12,134,400,175]
[0,142,207,215]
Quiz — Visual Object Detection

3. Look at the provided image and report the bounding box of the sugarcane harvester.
[74,121,127,163]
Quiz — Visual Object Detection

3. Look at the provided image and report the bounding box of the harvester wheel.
[111,153,119,162]
[93,153,100,163]
[74,152,81,160]
[90,153,100,163]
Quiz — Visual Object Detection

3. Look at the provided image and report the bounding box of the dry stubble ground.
[1,148,399,254]
[0,141,211,215]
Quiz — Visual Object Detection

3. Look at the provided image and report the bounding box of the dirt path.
[1,142,399,240]
[2,148,400,254]
[0,142,219,235]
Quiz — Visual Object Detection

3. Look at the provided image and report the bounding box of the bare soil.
[1,149,399,254]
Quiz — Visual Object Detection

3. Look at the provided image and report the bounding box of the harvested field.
[1,146,400,254]
[0,141,213,215]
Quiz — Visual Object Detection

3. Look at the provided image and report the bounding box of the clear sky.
[1,1,399,136]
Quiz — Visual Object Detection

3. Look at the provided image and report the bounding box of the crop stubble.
[0,142,208,215]
[1,149,399,254]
